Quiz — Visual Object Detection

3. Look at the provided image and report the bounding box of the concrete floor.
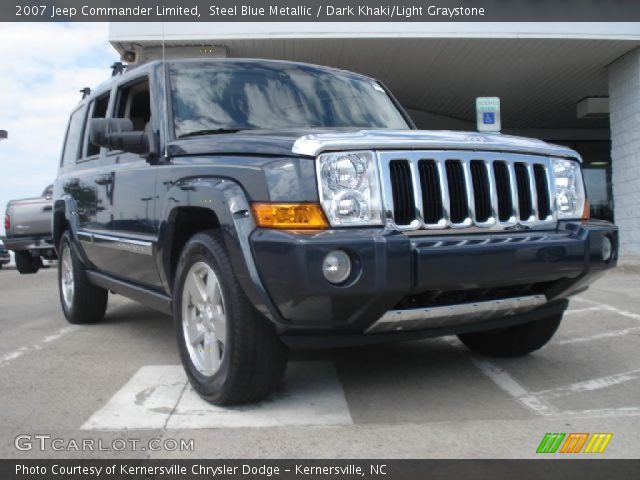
[0,267,639,459]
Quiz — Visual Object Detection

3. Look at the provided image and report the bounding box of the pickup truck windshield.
[169,62,410,138]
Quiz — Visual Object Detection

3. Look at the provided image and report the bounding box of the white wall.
[609,47,640,256]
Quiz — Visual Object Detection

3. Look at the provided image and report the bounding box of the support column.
[609,47,640,257]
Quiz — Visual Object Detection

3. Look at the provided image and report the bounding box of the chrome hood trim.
[292,130,580,160]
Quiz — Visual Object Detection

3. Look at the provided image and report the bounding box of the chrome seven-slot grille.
[379,151,556,231]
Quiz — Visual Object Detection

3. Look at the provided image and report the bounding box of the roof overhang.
[109,23,640,130]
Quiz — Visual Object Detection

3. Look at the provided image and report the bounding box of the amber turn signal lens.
[252,203,329,229]
[582,198,591,221]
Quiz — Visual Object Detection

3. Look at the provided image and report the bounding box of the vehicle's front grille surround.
[379,150,557,232]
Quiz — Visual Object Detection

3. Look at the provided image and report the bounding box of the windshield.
[169,62,410,138]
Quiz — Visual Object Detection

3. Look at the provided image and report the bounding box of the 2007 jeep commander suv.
[53,59,617,405]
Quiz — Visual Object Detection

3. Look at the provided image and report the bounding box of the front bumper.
[250,220,617,340]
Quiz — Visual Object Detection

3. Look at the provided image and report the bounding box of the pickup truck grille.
[379,151,556,232]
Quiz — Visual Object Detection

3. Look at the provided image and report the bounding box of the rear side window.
[61,106,87,166]
[85,93,110,158]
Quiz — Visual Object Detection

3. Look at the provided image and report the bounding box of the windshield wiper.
[178,128,250,138]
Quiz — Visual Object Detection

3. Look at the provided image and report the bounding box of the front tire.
[457,313,563,357]
[174,230,288,405]
[58,231,108,324]
[15,251,41,274]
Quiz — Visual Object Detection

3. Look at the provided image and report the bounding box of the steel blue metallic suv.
[52,59,618,404]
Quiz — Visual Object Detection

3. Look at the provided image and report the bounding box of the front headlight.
[552,158,586,219]
[317,151,383,226]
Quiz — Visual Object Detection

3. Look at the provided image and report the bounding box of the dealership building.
[109,22,640,256]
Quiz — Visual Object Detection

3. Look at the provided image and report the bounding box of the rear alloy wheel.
[57,231,108,324]
[174,230,288,405]
[457,313,563,357]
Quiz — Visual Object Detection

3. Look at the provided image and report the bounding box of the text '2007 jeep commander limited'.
[53,59,617,405]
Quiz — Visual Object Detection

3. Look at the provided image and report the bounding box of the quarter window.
[61,106,87,166]
[85,93,111,158]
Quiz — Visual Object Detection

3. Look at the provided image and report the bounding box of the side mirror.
[89,118,148,154]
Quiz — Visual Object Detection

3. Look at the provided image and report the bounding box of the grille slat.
[470,160,491,223]
[445,160,468,224]
[514,162,533,221]
[493,161,513,222]
[533,164,551,220]
[418,160,443,224]
[382,151,557,231]
[389,160,415,225]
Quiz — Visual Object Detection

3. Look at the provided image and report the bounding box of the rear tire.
[58,231,108,324]
[457,313,563,357]
[174,230,288,405]
[15,251,41,274]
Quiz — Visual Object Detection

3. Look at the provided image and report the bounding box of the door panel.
[96,151,160,287]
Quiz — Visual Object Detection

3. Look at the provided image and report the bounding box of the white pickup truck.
[4,185,57,274]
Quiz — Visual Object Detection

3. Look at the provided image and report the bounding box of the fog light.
[602,236,613,262]
[322,250,351,284]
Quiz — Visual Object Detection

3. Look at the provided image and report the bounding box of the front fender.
[157,177,286,325]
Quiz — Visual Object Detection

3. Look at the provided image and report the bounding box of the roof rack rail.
[111,62,127,76]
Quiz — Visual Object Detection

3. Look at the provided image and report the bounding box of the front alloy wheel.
[174,230,288,405]
[181,262,228,376]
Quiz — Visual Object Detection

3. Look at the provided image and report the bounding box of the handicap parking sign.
[476,97,501,133]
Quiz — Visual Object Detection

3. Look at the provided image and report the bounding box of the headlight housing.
[552,158,587,219]
[317,151,383,226]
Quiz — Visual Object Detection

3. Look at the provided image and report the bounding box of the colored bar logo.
[537,433,612,454]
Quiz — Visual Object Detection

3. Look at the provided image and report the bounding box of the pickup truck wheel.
[15,251,41,274]
[57,231,108,324]
[457,313,563,357]
[174,230,288,405]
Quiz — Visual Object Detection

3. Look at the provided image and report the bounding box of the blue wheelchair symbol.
[483,112,495,124]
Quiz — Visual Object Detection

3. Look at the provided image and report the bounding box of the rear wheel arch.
[53,198,73,252]
[53,211,67,251]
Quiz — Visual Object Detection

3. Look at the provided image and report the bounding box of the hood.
[166,129,324,158]
[166,129,579,160]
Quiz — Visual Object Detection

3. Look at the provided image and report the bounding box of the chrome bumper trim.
[365,294,547,334]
